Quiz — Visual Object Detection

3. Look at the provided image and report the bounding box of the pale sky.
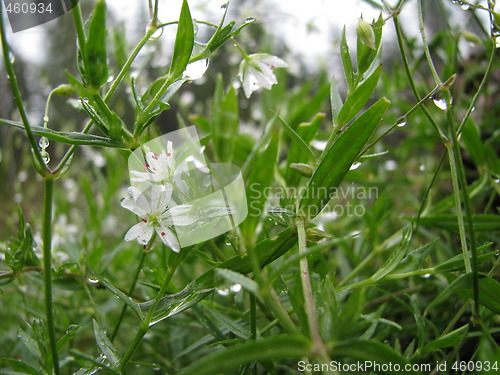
[3,0,494,73]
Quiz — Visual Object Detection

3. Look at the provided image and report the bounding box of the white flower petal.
[155,226,180,252]
[258,54,288,68]
[125,222,153,245]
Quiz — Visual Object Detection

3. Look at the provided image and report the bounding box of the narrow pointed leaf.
[337,64,381,126]
[299,97,390,218]
[178,336,311,375]
[169,0,194,78]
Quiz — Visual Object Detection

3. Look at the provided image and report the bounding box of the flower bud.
[306,227,332,242]
[356,19,376,50]
[290,163,314,178]
[462,31,481,45]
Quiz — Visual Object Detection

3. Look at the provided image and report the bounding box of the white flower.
[238,53,288,98]
[131,141,176,184]
[120,184,196,252]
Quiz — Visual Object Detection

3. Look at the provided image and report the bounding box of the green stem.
[444,143,471,272]
[0,1,47,172]
[71,0,86,51]
[296,218,330,365]
[55,28,155,172]
[111,250,148,342]
[417,0,442,85]
[120,252,183,371]
[444,89,480,322]
[393,15,448,142]
[43,179,60,375]
[249,290,258,374]
[457,40,496,134]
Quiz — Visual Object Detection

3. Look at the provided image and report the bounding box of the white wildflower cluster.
[121,141,196,252]
[121,128,248,252]
[238,53,288,98]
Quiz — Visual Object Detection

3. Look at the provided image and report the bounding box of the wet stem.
[119,252,183,372]
[43,179,61,375]
[296,218,333,373]
[111,249,148,342]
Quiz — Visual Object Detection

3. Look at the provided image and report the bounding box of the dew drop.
[460,3,470,10]
[41,151,50,165]
[8,52,15,63]
[182,59,209,80]
[422,273,432,279]
[38,136,49,149]
[150,27,163,40]
[419,164,426,171]
[230,283,242,293]
[245,17,256,23]
[432,95,448,111]
[349,162,361,170]
[397,120,407,127]
[43,116,49,124]
[216,287,230,296]
[225,241,231,246]
[87,278,99,284]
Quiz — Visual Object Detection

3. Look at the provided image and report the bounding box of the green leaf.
[420,325,469,354]
[206,22,235,54]
[17,327,42,363]
[211,75,239,163]
[276,114,316,161]
[87,265,144,320]
[216,268,258,294]
[285,113,324,184]
[341,26,355,93]
[0,118,127,148]
[139,273,215,326]
[85,0,108,89]
[425,273,500,315]
[93,320,121,368]
[371,225,412,281]
[169,0,194,78]
[220,227,298,275]
[57,324,80,353]
[3,358,39,375]
[299,97,390,218]
[336,64,381,126]
[332,340,416,374]
[434,243,494,272]
[391,237,439,274]
[330,78,343,124]
[240,125,280,239]
[418,214,500,232]
[178,336,311,375]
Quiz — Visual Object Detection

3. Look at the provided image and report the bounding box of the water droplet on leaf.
[87,278,99,284]
[150,28,163,40]
[460,3,470,10]
[432,94,448,111]
[396,119,407,127]
[230,283,242,293]
[245,17,256,23]
[350,162,361,170]
[38,137,49,149]
[182,59,209,80]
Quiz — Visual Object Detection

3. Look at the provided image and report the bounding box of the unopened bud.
[357,19,376,50]
[306,227,332,242]
[290,163,314,178]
